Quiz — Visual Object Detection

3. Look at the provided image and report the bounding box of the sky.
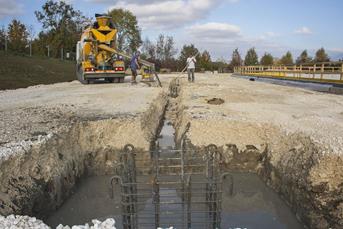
[0,0,342,61]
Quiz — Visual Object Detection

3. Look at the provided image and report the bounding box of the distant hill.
[0,52,76,90]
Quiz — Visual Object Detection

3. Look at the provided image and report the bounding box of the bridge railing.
[234,62,343,85]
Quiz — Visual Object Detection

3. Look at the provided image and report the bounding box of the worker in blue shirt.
[130,51,141,84]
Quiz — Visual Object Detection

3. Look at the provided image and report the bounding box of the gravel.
[56,218,116,229]
[0,215,49,229]
[0,215,116,229]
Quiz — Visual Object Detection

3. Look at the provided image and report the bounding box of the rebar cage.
[110,139,231,229]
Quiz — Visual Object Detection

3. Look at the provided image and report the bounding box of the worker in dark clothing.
[130,51,141,84]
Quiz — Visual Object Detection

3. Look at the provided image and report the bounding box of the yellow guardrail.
[234,62,343,85]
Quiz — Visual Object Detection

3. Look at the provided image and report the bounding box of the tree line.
[230,47,332,67]
[0,0,336,72]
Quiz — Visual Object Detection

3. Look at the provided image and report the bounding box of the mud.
[207,98,225,105]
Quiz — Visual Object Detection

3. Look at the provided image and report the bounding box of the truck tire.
[106,78,114,83]
[76,63,89,84]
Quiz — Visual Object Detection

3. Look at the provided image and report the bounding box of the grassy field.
[0,52,76,90]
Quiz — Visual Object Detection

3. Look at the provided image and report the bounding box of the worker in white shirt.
[186,55,196,82]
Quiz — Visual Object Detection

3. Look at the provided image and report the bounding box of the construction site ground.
[1,73,342,151]
[0,73,342,228]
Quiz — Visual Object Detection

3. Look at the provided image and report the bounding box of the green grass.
[0,51,76,90]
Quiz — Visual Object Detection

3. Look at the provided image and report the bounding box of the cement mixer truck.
[76,14,127,84]
[76,14,161,85]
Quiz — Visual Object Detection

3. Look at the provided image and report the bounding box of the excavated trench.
[0,78,341,228]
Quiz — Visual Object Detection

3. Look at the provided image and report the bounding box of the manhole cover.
[207,98,225,105]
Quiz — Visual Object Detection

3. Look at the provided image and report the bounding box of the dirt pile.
[207,97,225,105]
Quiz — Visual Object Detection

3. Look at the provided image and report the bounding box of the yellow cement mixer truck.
[76,14,126,84]
[76,14,161,86]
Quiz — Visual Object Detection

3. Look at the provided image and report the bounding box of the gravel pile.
[0,215,49,229]
[56,219,116,229]
[0,215,116,229]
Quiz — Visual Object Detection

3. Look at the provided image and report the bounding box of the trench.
[45,79,302,228]
[1,78,340,228]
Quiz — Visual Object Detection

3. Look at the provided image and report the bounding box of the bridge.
[234,62,343,85]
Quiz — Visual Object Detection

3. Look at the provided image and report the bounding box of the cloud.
[0,0,23,18]
[187,22,241,42]
[109,0,216,29]
[183,21,286,60]
[259,31,280,40]
[294,26,313,35]
[86,0,239,29]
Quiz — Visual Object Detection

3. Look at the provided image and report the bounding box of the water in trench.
[46,119,303,228]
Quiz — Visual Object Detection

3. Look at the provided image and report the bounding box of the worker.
[130,51,141,84]
[186,55,196,82]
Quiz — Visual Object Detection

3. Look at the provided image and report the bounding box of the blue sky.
[0,0,342,60]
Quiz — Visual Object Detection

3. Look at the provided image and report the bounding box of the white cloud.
[109,0,215,29]
[182,21,286,60]
[0,0,23,18]
[187,22,241,42]
[86,0,239,29]
[294,26,313,35]
[259,31,280,40]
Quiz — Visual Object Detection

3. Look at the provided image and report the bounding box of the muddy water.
[221,173,303,229]
[157,119,175,149]
[45,175,122,228]
[46,119,303,228]
[46,173,303,228]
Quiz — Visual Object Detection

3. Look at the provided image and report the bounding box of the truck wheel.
[107,78,114,83]
[76,64,89,85]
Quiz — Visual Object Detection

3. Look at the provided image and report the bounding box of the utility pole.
[46,45,50,58]
[61,47,64,60]
[4,36,7,52]
[29,42,32,57]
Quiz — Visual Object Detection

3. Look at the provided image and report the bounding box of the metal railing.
[110,140,233,229]
[234,62,343,85]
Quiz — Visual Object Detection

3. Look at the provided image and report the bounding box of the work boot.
[131,80,137,85]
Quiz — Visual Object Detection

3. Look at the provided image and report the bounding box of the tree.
[296,50,312,64]
[199,50,212,70]
[108,8,142,54]
[279,51,294,65]
[7,19,28,52]
[178,44,199,68]
[35,0,87,57]
[142,34,177,70]
[230,48,242,67]
[0,26,6,50]
[244,48,259,66]
[260,53,274,65]
[314,48,330,63]
[141,38,156,61]
[155,34,177,62]
[163,36,177,62]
